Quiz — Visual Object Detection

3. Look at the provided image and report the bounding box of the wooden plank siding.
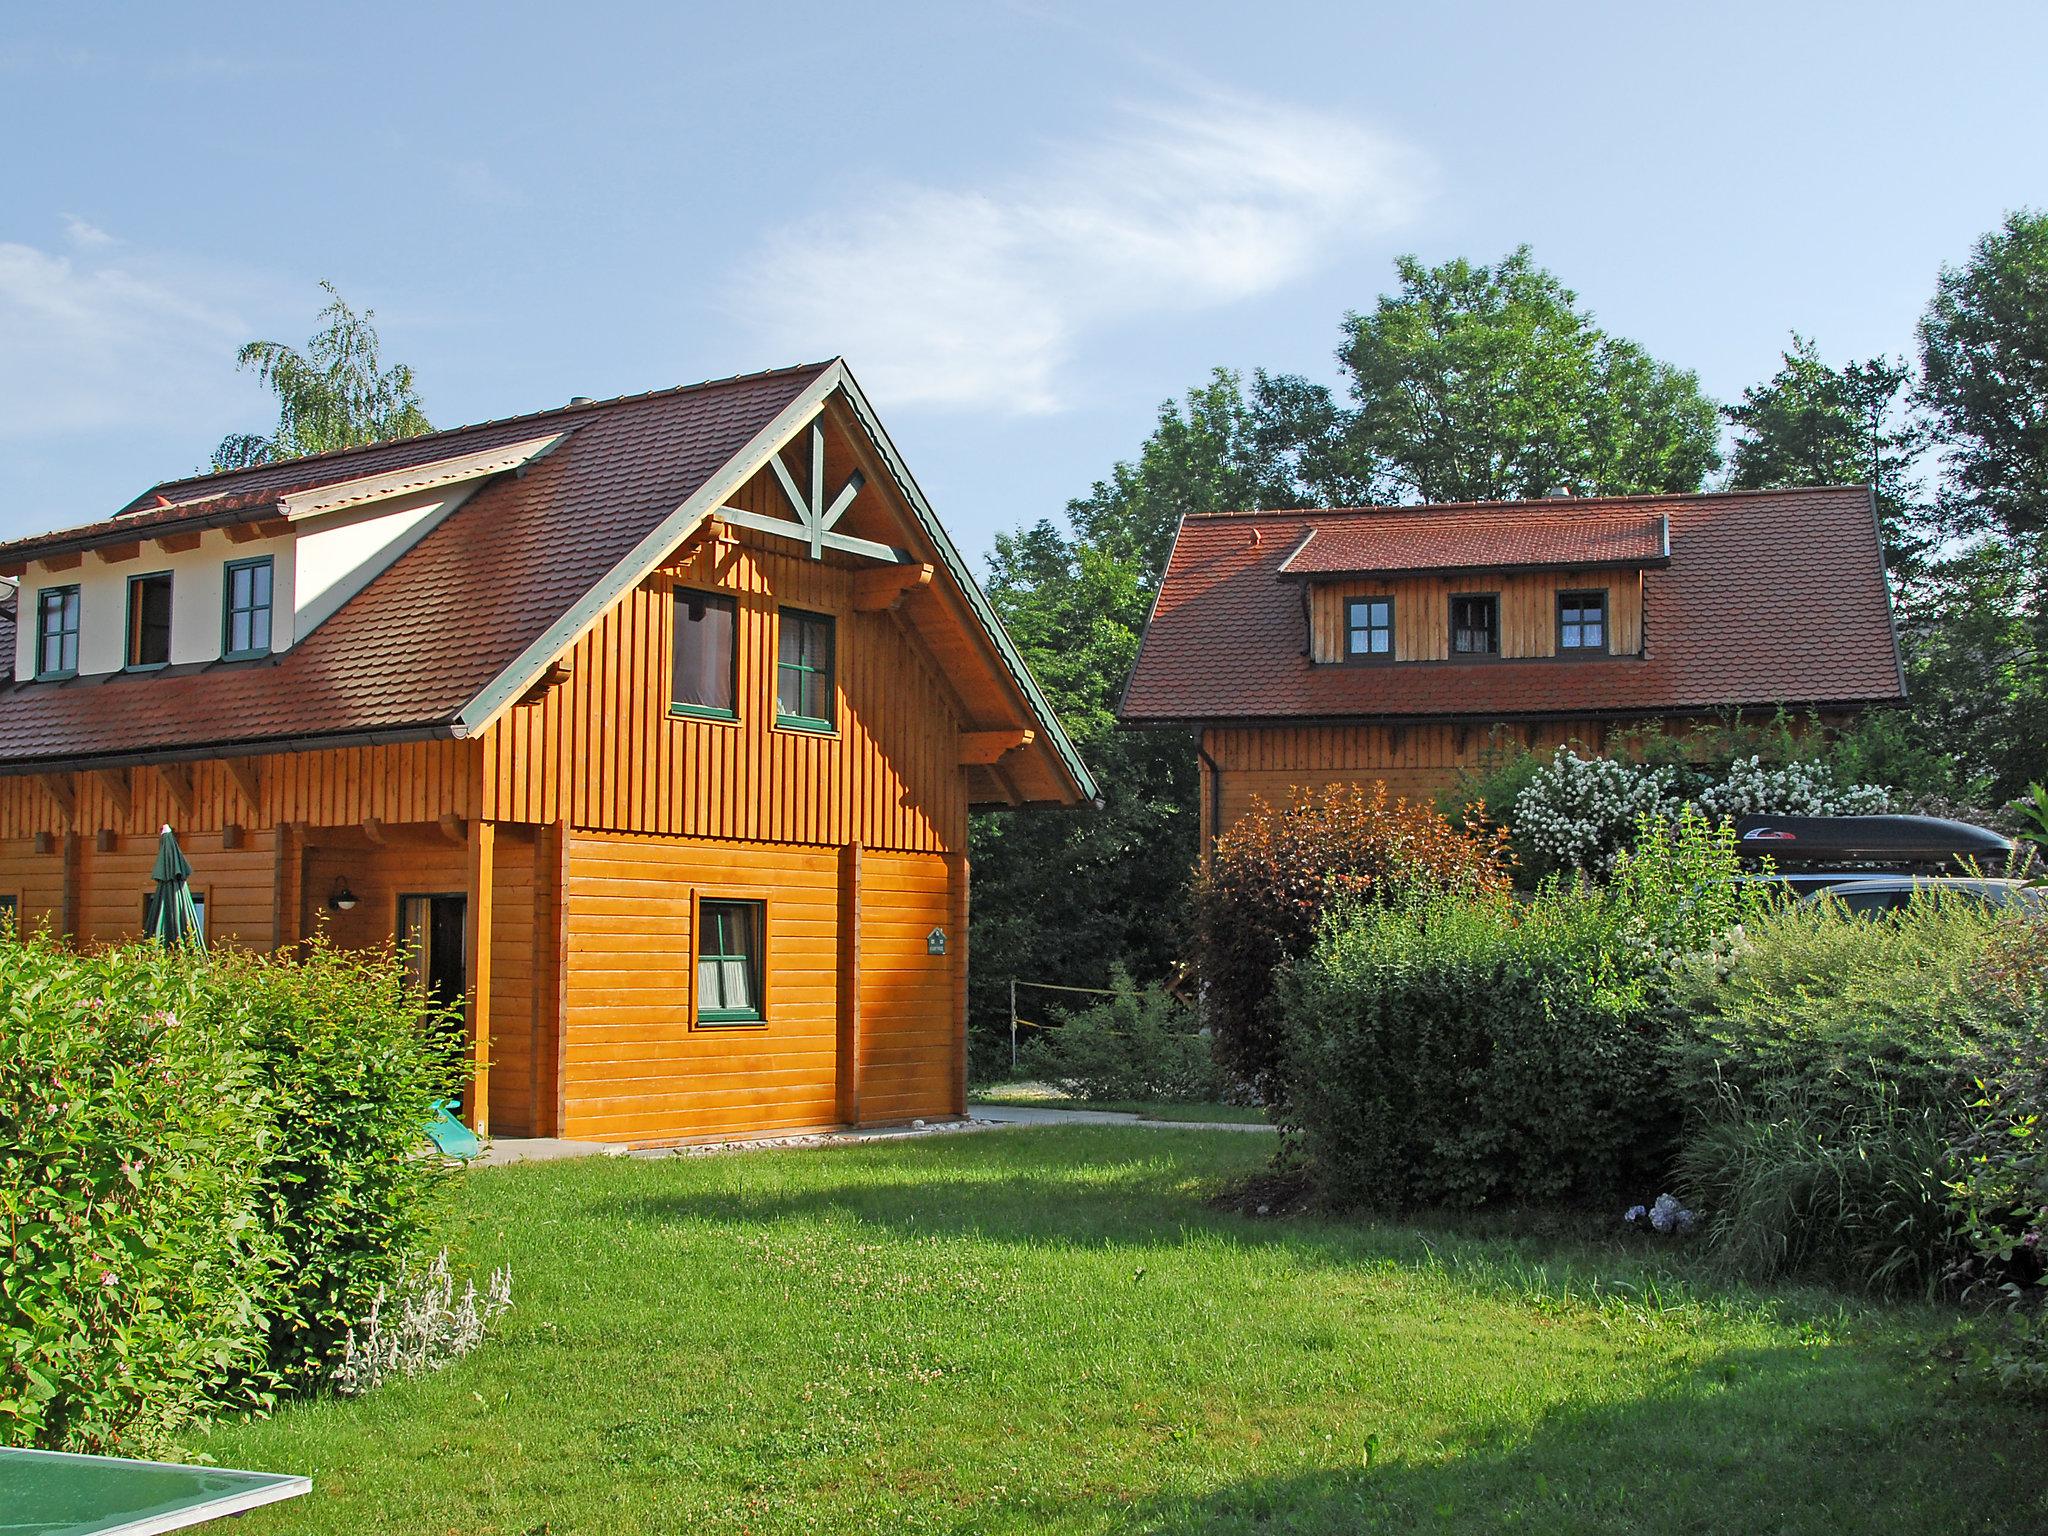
[479,479,970,857]
[1307,569,1645,664]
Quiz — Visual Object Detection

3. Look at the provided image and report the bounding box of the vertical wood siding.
[857,850,960,1125]
[1307,570,1645,664]
[479,486,969,854]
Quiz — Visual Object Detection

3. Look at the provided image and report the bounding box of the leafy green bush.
[1020,969,1222,1103]
[1190,783,1508,1100]
[0,935,463,1450]
[1662,895,2034,1291]
[0,938,275,1453]
[1277,887,1664,1209]
[196,943,467,1388]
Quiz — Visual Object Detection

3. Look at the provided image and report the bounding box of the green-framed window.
[1450,593,1499,656]
[671,589,738,719]
[1346,597,1393,658]
[697,899,765,1024]
[35,585,81,679]
[775,608,835,731]
[223,556,274,660]
[126,571,174,670]
[0,894,18,932]
[1557,589,1607,653]
[140,890,207,939]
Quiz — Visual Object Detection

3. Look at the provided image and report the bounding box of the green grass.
[970,1083,1270,1123]
[206,1127,2047,1535]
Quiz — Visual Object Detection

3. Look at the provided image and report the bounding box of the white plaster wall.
[292,483,472,637]
[13,527,297,680]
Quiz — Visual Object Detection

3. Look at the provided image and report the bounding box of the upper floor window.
[126,572,173,670]
[1346,597,1393,659]
[1558,590,1607,653]
[776,608,835,731]
[223,556,273,661]
[671,590,738,719]
[1450,593,1499,656]
[35,586,80,679]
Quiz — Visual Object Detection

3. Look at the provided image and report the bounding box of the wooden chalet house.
[1119,487,1904,854]
[0,361,1094,1145]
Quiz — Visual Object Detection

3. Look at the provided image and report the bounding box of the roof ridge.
[134,358,839,507]
[1182,485,1869,521]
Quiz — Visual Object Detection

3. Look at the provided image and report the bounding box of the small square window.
[141,890,207,940]
[776,608,835,730]
[672,590,738,718]
[36,585,80,678]
[1450,594,1499,656]
[224,557,274,660]
[1346,597,1394,658]
[127,572,174,669]
[697,899,765,1025]
[1558,590,1607,653]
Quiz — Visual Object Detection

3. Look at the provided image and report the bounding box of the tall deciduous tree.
[1723,334,1924,582]
[1259,246,1722,505]
[212,282,432,470]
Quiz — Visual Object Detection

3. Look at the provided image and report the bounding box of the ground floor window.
[140,890,206,939]
[0,894,16,931]
[696,898,765,1024]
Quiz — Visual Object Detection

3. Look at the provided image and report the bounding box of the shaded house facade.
[1119,487,1904,852]
[0,361,1093,1145]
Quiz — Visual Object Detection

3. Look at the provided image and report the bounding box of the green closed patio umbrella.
[147,824,205,951]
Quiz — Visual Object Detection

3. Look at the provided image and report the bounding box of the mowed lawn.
[207,1127,2048,1535]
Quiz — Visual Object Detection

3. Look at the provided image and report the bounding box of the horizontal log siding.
[559,830,843,1144]
[1309,569,1644,664]
[0,740,480,842]
[0,837,67,937]
[480,495,968,855]
[1200,718,1659,847]
[0,827,280,948]
[857,851,959,1124]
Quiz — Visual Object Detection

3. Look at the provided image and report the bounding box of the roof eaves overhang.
[1117,693,1907,731]
[0,720,460,778]
[1275,555,1671,583]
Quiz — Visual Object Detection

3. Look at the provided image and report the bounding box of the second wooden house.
[0,359,1095,1145]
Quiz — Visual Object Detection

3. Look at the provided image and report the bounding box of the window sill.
[32,670,78,683]
[220,649,271,664]
[122,662,170,675]
[695,1011,766,1029]
[774,714,837,736]
[670,703,740,724]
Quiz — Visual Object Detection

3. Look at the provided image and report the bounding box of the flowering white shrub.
[1511,748,1675,876]
[332,1249,512,1396]
[1695,755,1889,820]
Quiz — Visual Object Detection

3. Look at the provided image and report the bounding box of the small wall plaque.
[927,926,948,956]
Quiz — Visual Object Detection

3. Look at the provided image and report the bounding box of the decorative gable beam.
[960,729,1034,766]
[717,422,903,564]
[154,762,195,819]
[159,530,203,554]
[852,562,933,612]
[39,772,75,823]
[95,767,132,820]
[225,756,263,814]
[93,541,143,566]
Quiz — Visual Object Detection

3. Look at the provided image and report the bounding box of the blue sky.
[3,2,2042,559]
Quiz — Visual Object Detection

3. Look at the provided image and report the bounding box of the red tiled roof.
[0,364,833,765]
[1120,487,1904,723]
[1279,506,1667,578]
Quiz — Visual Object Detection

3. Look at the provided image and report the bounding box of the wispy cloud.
[731,87,1428,413]
[0,229,256,439]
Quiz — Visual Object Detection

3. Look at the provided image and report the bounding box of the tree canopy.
[212,282,432,471]
[1258,246,1723,505]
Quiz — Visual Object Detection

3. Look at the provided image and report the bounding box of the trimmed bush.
[1019,970,1221,1103]
[1190,783,1508,1098]
[1278,885,1664,1208]
[0,934,463,1451]
[0,940,275,1453]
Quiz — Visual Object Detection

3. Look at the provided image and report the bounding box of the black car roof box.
[1733,813,2015,866]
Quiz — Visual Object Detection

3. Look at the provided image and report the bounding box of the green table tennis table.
[0,1447,309,1535]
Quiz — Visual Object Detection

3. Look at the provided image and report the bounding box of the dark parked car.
[1731,813,2036,915]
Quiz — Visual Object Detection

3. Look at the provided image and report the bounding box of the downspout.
[1196,735,1223,875]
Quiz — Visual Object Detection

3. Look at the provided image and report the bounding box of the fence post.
[1009,977,1018,1072]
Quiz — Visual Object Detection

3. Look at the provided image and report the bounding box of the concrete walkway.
[474,1104,1271,1165]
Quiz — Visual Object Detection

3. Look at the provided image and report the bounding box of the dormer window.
[1558,590,1607,653]
[223,557,274,661]
[126,572,173,670]
[1450,593,1499,656]
[1346,597,1393,659]
[36,586,81,679]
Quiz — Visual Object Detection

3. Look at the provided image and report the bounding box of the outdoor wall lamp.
[327,876,359,913]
